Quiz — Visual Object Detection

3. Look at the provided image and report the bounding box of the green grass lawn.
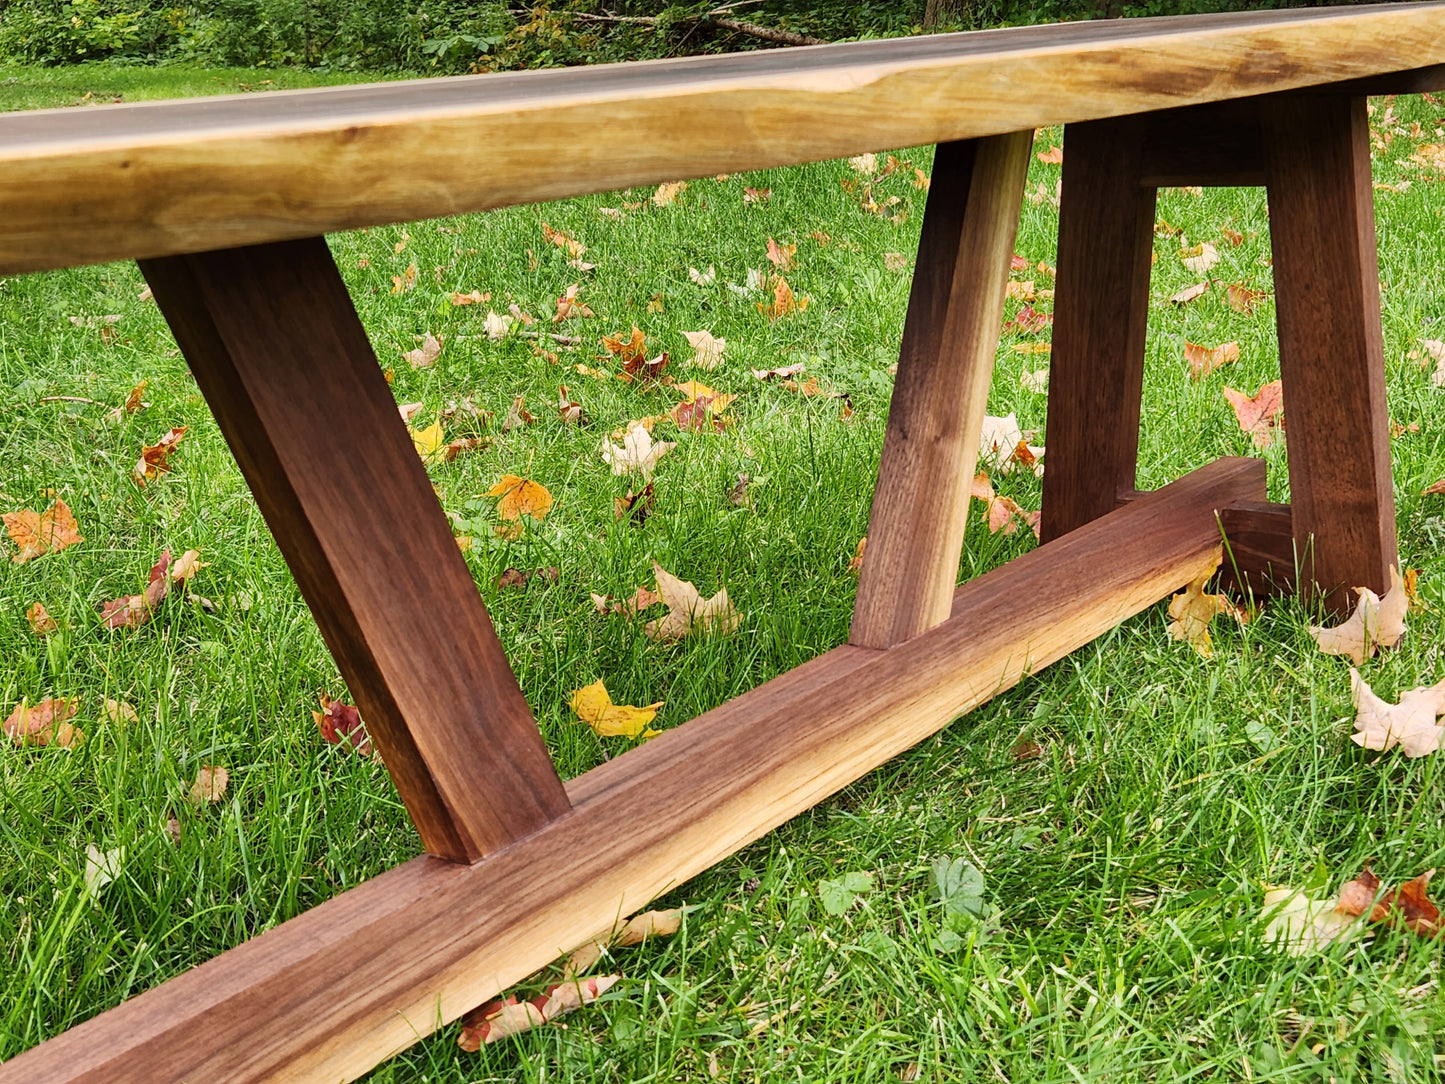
[3,64,1445,1082]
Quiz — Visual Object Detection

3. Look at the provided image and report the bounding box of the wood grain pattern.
[139,238,570,862]
[1040,115,1156,543]
[0,456,1264,1084]
[1262,94,1397,614]
[851,131,1030,648]
[1218,500,1298,596]
[1,4,1444,272]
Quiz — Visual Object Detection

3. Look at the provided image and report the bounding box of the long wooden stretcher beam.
[0,456,1263,1084]
[0,4,1442,272]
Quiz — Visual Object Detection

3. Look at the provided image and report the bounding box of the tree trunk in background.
[924,0,962,30]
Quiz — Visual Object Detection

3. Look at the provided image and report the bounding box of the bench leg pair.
[1,99,1397,1083]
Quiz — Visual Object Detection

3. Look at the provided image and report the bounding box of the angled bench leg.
[140,238,571,862]
[851,132,1032,648]
[1040,115,1157,543]
[1263,94,1397,615]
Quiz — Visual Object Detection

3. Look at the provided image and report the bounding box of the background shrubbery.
[0,0,1347,74]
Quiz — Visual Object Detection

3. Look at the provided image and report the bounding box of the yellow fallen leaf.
[410,420,446,460]
[569,679,662,739]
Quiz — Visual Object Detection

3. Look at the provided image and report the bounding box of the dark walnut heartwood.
[2,4,1441,1081]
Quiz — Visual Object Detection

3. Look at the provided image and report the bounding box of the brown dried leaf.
[614,483,655,526]
[26,602,57,636]
[4,697,82,747]
[188,765,229,804]
[765,237,796,272]
[1226,283,1269,314]
[1169,282,1209,305]
[644,561,740,641]
[133,426,188,485]
[1185,340,1240,380]
[99,549,172,629]
[312,694,374,757]
[1310,565,1408,665]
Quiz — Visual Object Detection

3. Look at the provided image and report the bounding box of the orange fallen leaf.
[1223,381,1284,449]
[766,237,797,271]
[541,222,586,259]
[5,499,83,564]
[391,263,417,294]
[986,495,1041,540]
[99,549,173,629]
[590,585,663,616]
[313,694,374,757]
[133,426,188,485]
[848,537,866,574]
[106,379,148,422]
[552,283,593,322]
[26,602,57,636]
[1221,227,1245,246]
[487,475,552,522]
[652,181,688,207]
[451,289,491,306]
[757,276,809,320]
[570,679,662,739]
[1036,145,1063,164]
[4,697,82,747]
[615,483,655,525]
[1423,478,1445,496]
[1226,283,1269,314]
[1185,340,1240,380]
[1335,866,1440,937]
[188,765,229,804]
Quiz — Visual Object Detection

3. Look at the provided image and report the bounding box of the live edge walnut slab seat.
[2,5,1443,1081]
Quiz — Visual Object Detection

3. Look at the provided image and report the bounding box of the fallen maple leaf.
[541,222,586,259]
[590,585,663,616]
[1425,478,1445,497]
[99,549,172,629]
[451,289,491,306]
[26,602,57,636]
[652,181,687,207]
[1348,667,1445,757]
[752,363,807,381]
[187,765,229,804]
[313,694,374,757]
[565,909,682,976]
[1006,306,1052,334]
[1226,283,1269,314]
[1422,339,1445,388]
[483,310,514,339]
[1310,564,1408,665]
[391,263,417,294]
[1334,866,1439,937]
[502,395,535,432]
[1185,340,1240,380]
[552,283,593,322]
[1020,367,1049,393]
[497,566,558,590]
[4,697,82,747]
[1181,242,1220,274]
[1223,381,1284,449]
[570,679,662,739]
[1036,145,1063,164]
[1261,886,1363,955]
[458,976,620,1049]
[682,330,725,370]
[688,265,716,286]
[615,483,655,525]
[978,413,1024,470]
[557,385,586,425]
[757,276,808,320]
[171,549,207,582]
[133,427,188,485]
[106,379,148,422]
[487,475,553,522]
[600,427,676,479]
[766,237,797,271]
[409,420,446,460]
[645,561,740,641]
[848,153,878,174]
[985,494,1041,540]
[403,333,442,369]
[1166,554,1247,658]
[1169,282,1210,304]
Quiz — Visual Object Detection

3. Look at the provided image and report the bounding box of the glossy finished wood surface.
[140,239,571,861]
[1,4,1444,272]
[1262,94,1398,614]
[0,457,1263,1084]
[852,131,1030,648]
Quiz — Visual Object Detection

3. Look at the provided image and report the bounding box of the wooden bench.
[3,5,1443,1080]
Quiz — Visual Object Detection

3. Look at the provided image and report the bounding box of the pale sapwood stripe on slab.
[0,456,1263,1084]
[0,5,1444,271]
